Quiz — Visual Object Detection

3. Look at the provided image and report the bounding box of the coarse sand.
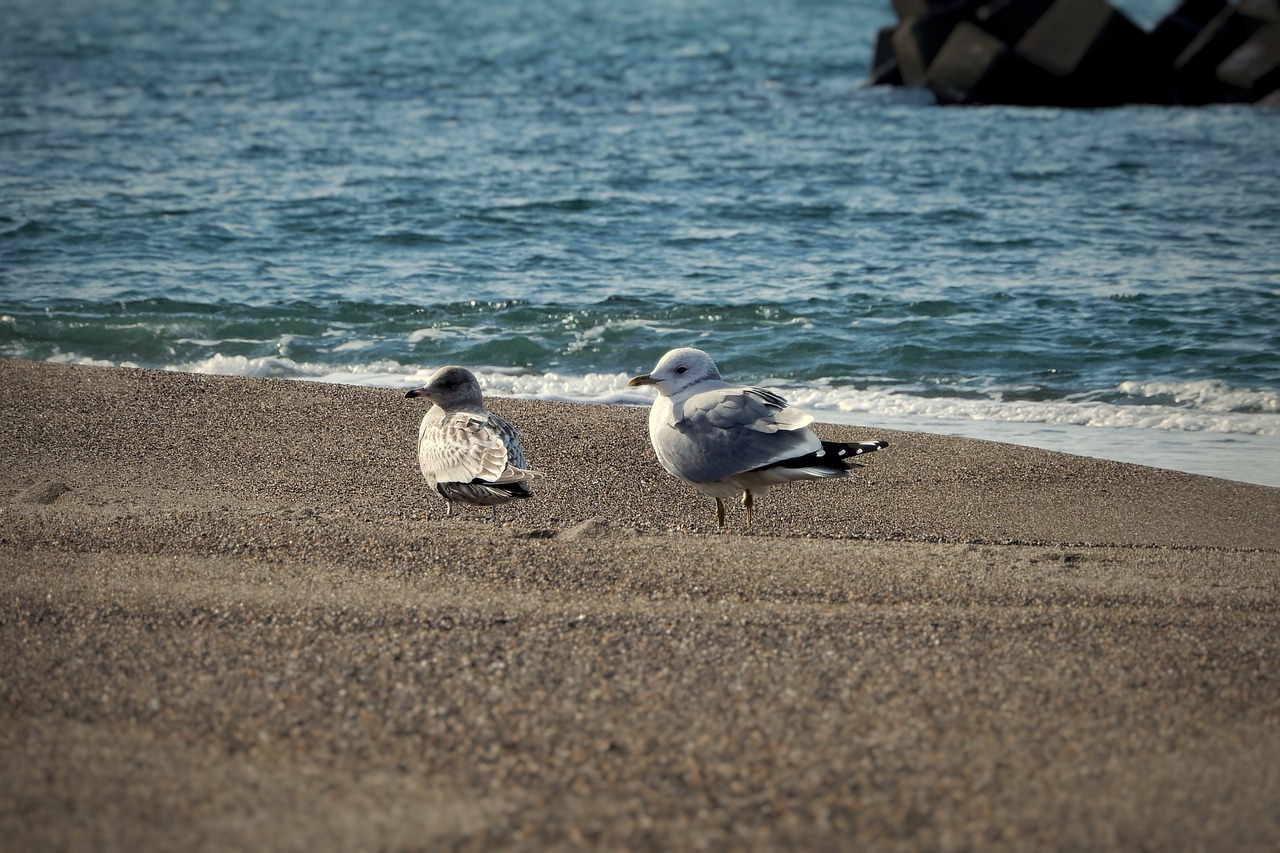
[3,359,1279,850]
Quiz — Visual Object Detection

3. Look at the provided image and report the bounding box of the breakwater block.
[891,2,980,86]
[868,0,1280,106]
[1016,0,1163,105]
[1151,0,1229,64]
[1216,20,1280,100]
[870,25,905,84]
[976,0,1057,42]
[1175,6,1268,101]
[925,21,1069,103]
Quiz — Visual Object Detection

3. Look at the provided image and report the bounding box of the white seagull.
[405,366,540,518]
[628,347,887,528]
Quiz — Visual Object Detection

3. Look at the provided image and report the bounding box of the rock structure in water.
[869,0,1280,106]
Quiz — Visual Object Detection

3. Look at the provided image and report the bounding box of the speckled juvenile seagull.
[405,366,540,518]
[628,347,887,528]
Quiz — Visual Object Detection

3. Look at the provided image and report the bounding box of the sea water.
[3,0,1278,487]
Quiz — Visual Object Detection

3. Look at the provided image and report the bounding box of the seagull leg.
[715,498,726,528]
[743,490,753,527]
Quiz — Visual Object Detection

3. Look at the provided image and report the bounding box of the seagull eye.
[675,366,687,374]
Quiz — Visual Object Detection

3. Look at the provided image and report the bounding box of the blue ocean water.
[3,0,1278,487]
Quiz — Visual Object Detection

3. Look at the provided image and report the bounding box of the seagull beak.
[627,374,656,387]
[405,386,425,398]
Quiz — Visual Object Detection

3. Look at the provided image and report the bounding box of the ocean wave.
[1114,379,1279,415]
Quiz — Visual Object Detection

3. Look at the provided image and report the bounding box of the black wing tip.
[758,439,887,475]
[824,439,888,459]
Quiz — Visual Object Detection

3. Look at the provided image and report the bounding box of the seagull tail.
[437,480,534,506]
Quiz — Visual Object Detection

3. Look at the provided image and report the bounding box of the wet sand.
[3,358,1279,850]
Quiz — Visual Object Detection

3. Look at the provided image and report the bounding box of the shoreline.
[819,407,1280,491]
[3,358,1279,850]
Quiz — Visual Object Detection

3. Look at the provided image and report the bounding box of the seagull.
[628,347,887,528]
[405,366,540,519]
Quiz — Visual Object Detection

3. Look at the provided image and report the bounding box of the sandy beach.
[3,357,1279,850]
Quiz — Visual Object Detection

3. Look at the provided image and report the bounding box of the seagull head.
[406,365,485,410]
[628,347,723,397]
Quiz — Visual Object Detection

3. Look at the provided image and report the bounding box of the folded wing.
[663,387,820,483]
[419,409,539,487]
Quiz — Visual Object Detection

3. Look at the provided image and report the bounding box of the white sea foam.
[332,339,376,352]
[49,352,142,369]
[782,384,1279,437]
[407,327,462,344]
[171,353,317,379]
[165,354,1279,438]
[564,318,659,354]
[1115,379,1279,415]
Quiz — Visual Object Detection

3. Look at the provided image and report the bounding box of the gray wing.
[657,387,819,484]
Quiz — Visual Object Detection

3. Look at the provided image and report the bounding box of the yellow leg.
[715,498,726,528]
